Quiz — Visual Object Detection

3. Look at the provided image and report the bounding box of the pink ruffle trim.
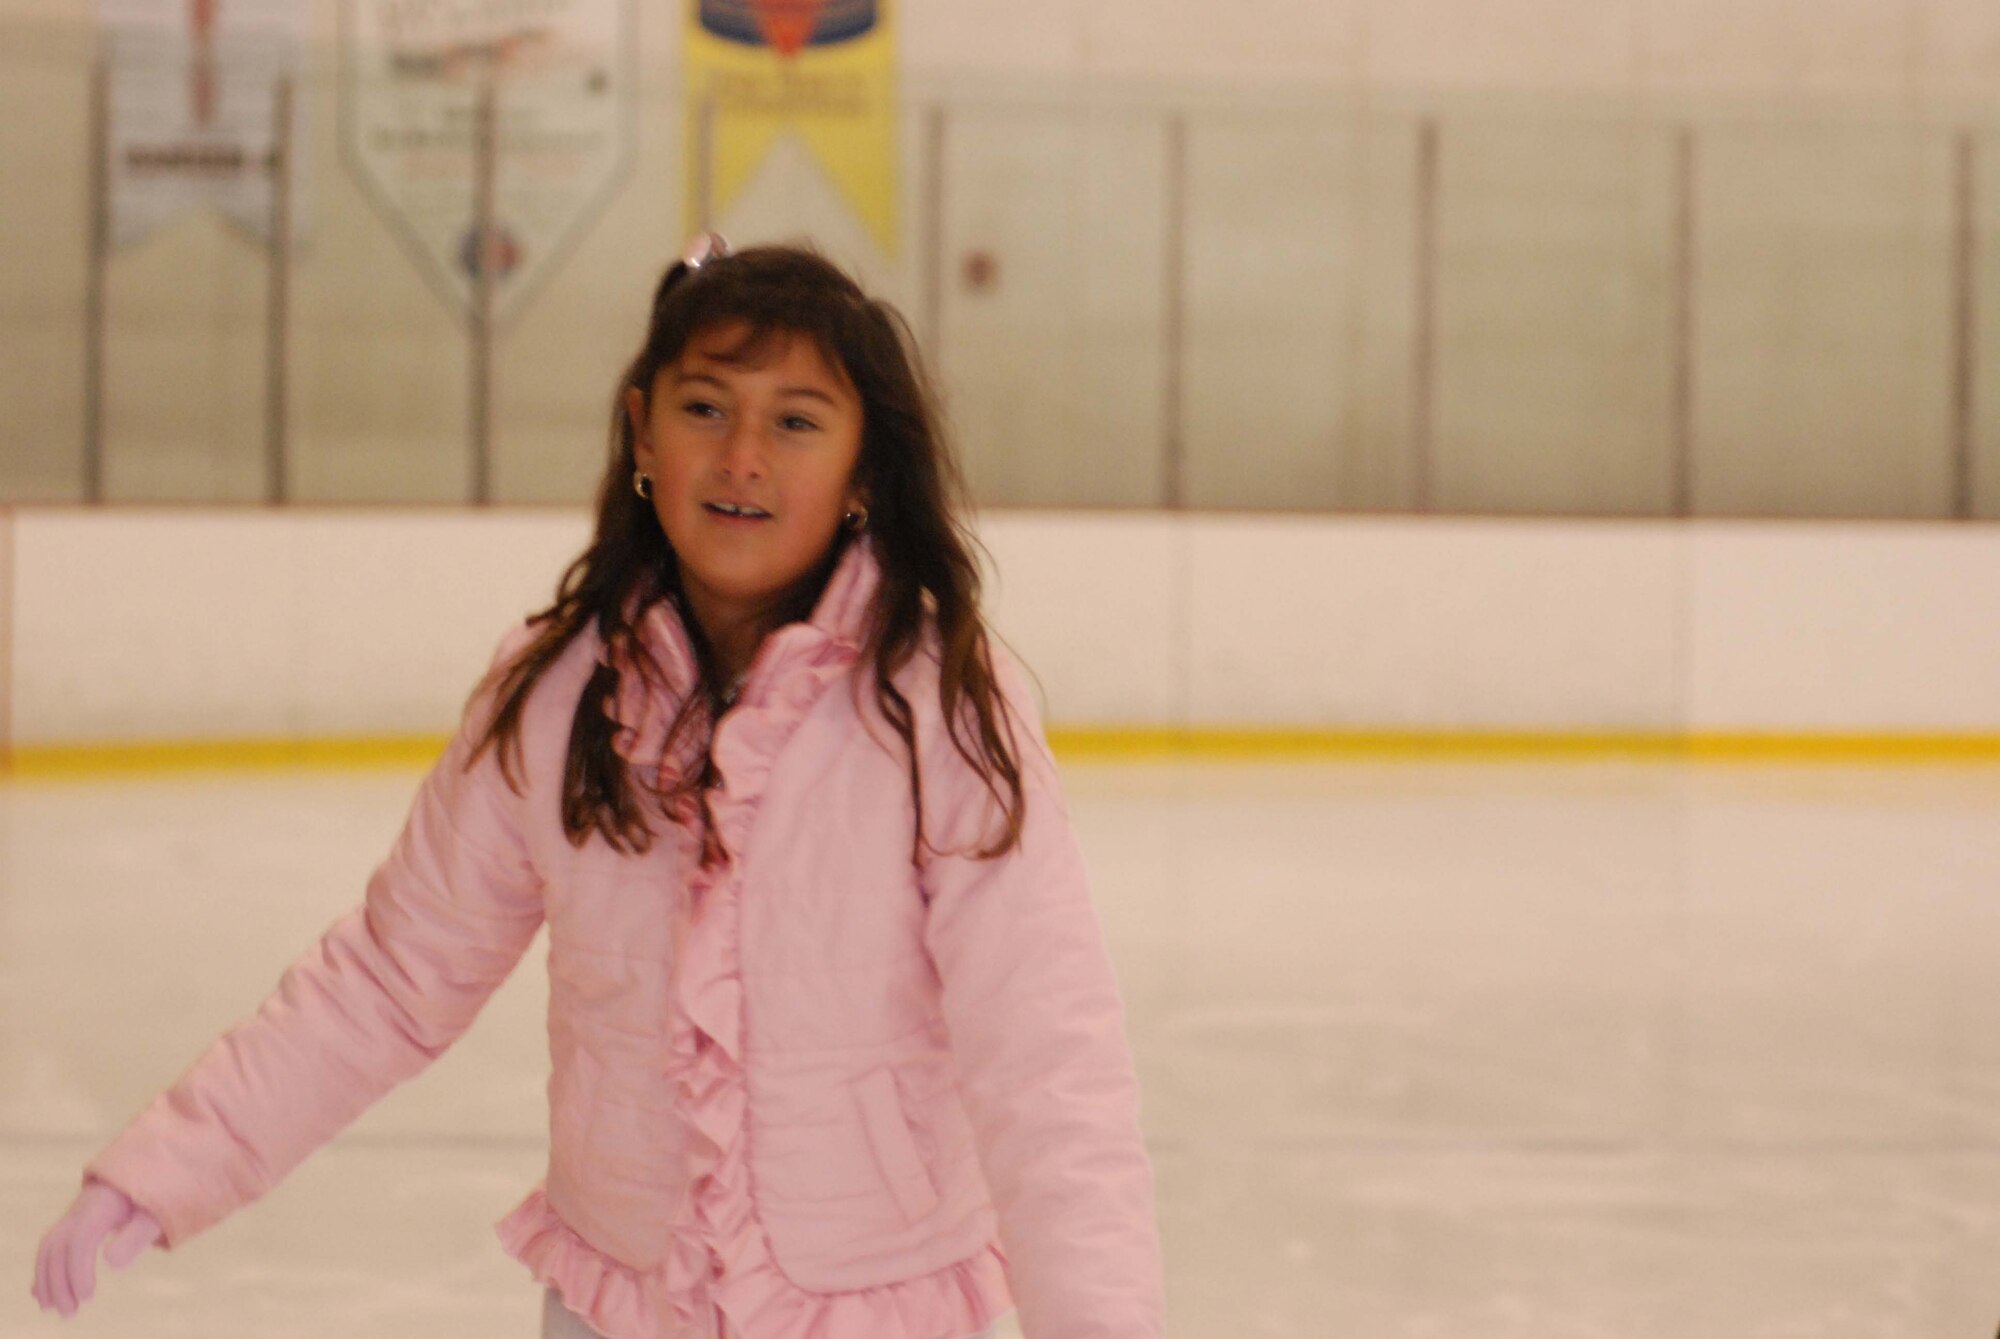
[499,1187,1011,1339]
[499,1188,658,1336]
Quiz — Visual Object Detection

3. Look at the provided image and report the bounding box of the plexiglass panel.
[1691,121,1957,518]
[1430,113,1678,515]
[938,106,1167,508]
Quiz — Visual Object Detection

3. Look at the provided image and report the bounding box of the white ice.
[6,756,2000,1337]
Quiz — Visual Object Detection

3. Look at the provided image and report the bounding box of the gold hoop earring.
[633,471,653,501]
[844,505,869,532]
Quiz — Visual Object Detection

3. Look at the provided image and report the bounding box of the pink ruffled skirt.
[541,1289,994,1339]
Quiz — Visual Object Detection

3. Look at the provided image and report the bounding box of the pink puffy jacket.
[86,541,1164,1339]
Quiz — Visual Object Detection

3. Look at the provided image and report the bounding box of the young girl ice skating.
[31,238,1164,1339]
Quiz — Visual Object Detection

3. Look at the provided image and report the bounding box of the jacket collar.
[602,537,881,769]
[642,534,879,676]
[798,533,880,656]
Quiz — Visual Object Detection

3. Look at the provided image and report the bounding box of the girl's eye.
[681,400,722,419]
[779,414,820,433]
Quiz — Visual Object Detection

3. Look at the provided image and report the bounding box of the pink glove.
[31,1179,162,1318]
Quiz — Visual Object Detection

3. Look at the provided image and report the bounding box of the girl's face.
[628,322,867,627]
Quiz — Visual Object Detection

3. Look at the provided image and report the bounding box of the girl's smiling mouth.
[703,500,772,520]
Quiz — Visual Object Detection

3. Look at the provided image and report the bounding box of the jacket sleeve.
[919,658,1165,1339]
[84,630,550,1248]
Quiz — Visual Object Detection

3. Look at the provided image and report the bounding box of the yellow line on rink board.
[1042,728,2000,764]
[9,729,2000,777]
[5,735,452,777]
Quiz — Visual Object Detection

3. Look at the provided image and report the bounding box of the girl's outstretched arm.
[920,660,1166,1339]
[79,631,549,1253]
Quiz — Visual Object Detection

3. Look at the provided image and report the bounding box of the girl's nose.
[717,420,770,478]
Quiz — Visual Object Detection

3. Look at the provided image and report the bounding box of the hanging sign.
[341,0,636,325]
[684,0,899,256]
[98,0,309,251]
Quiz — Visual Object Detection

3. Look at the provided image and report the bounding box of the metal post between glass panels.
[1952,127,1978,521]
[469,60,497,505]
[1161,111,1187,512]
[1671,125,1698,519]
[265,73,294,505]
[83,47,110,504]
[1411,115,1439,515]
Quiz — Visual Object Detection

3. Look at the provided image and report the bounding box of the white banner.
[341,0,635,326]
[99,0,309,252]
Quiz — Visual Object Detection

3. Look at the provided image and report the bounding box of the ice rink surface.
[6,754,2000,1337]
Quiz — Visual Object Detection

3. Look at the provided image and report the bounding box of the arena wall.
[7,508,1998,762]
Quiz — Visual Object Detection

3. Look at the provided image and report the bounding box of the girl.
[31,238,1164,1339]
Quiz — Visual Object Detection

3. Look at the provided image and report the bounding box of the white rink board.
[1684,524,2000,733]
[6,508,2000,748]
[1176,516,1687,731]
[8,510,593,746]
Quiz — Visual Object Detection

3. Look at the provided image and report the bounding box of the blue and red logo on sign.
[699,0,875,56]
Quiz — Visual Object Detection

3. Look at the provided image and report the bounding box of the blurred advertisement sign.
[98,0,308,251]
[341,0,636,326]
[687,0,899,255]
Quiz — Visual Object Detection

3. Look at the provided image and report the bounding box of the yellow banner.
[683,0,898,256]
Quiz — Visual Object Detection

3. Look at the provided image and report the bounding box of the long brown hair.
[470,244,1025,865]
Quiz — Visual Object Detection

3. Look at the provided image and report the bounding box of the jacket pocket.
[850,1066,943,1223]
